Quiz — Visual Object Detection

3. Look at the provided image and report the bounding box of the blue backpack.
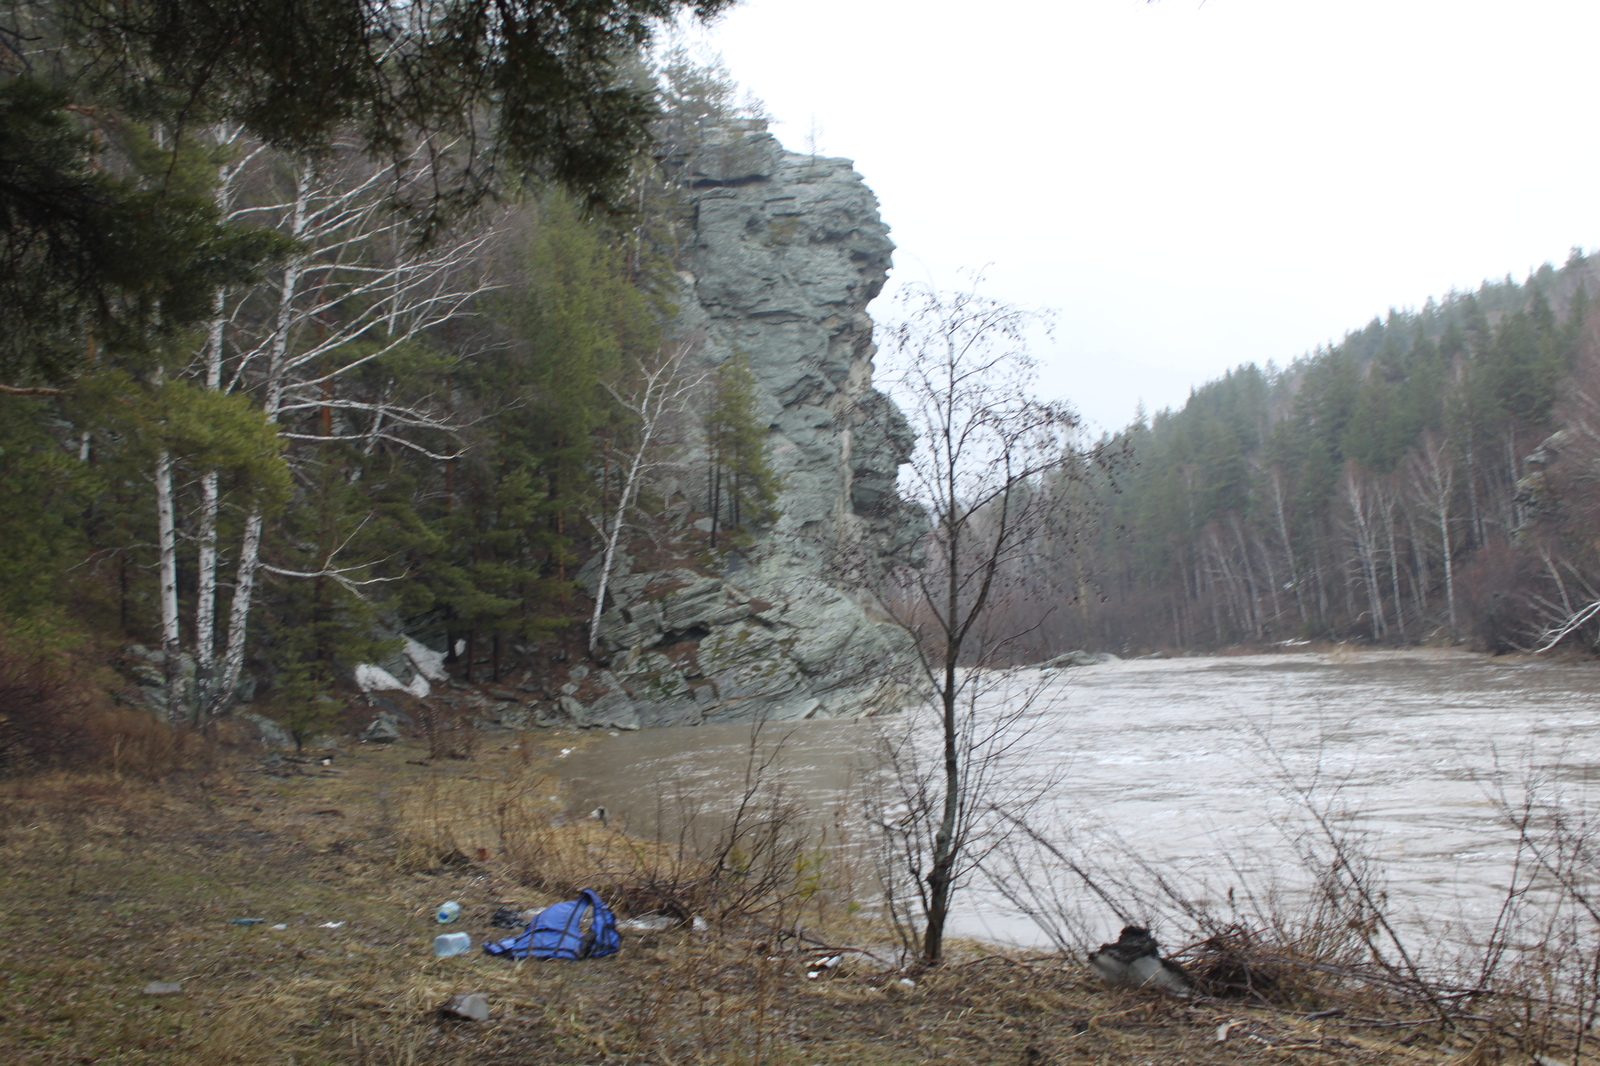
[484,889,620,961]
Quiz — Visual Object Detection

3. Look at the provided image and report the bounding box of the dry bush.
[0,623,104,774]
[1466,770,1600,1064]
[608,763,817,928]
[991,764,1454,1014]
[384,727,825,932]
[0,621,212,779]
[996,748,1600,1064]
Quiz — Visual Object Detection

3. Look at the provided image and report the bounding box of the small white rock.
[898,978,916,988]
[440,993,490,1022]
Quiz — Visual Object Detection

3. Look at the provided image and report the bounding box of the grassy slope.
[0,737,1483,1065]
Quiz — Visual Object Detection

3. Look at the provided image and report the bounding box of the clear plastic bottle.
[435,900,461,923]
[433,932,472,957]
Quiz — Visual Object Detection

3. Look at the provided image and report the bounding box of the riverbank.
[0,737,1510,1065]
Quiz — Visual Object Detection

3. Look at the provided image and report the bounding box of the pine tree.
[704,351,778,549]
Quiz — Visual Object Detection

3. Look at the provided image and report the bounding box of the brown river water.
[555,650,1600,952]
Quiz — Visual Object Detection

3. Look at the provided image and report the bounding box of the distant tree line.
[983,254,1600,657]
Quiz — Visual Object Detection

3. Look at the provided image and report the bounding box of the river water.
[556,649,1600,953]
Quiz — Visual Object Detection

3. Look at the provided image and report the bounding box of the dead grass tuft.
[0,621,217,780]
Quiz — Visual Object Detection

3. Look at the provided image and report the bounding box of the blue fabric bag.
[484,888,620,961]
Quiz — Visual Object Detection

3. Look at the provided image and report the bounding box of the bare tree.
[586,338,704,657]
[1407,432,1459,641]
[874,282,1084,965]
[163,137,502,717]
[1341,464,1387,641]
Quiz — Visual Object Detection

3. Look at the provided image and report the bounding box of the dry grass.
[0,733,1510,1066]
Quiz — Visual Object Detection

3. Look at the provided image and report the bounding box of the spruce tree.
[704,351,778,549]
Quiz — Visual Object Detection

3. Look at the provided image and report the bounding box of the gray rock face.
[577,126,927,726]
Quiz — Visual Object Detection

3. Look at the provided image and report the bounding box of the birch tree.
[182,141,499,716]
[586,339,704,656]
[1342,464,1387,640]
[1408,432,1460,641]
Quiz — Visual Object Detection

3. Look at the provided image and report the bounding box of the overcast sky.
[680,0,1600,433]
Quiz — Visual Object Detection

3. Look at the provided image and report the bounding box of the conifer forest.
[1030,257,1600,660]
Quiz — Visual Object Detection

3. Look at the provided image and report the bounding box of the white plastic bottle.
[433,932,472,957]
[435,900,462,923]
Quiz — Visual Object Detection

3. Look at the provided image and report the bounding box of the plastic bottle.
[433,932,472,958]
[435,900,462,923]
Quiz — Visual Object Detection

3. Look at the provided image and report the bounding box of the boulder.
[242,713,294,749]
[360,714,403,743]
[120,644,199,715]
[558,690,640,731]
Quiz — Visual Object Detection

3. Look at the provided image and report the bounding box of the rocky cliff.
[568,125,927,728]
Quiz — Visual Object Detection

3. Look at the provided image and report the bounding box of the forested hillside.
[0,38,784,749]
[1017,254,1600,657]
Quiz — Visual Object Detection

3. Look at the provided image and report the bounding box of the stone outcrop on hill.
[565,126,926,728]
[344,125,927,734]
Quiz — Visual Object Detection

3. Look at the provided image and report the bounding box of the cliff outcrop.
[569,125,927,728]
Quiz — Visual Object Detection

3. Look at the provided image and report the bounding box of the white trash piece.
[435,900,462,924]
[440,992,489,1021]
[618,914,677,933]
[434,932,473,957]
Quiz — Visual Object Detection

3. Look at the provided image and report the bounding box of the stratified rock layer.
[571,126,926,728]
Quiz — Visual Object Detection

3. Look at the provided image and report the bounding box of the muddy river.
[556,650,1600,952]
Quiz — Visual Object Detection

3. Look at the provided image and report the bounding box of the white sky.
[685,0,1600,433]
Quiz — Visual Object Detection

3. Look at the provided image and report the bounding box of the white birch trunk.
[588,449,645,656]
[155,448,185,724]
[217,510,265,708]
[1269,469,1307,622]
[1440,510,1458,641]
[1382,486,1406,639]
[211,168,309,714]
[587,343,701,656]
[194,288,227,696]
